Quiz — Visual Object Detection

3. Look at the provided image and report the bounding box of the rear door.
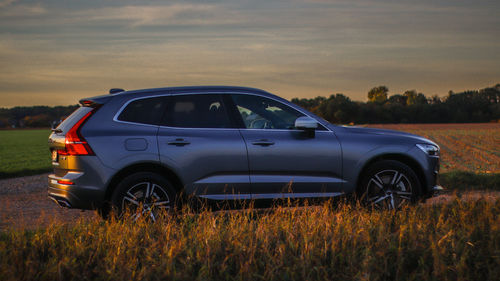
[157,93,250,199]
[229,94,343,199]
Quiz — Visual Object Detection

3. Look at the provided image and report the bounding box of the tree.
[404,90,427,105]
[368,86,388,103]
[404,90,417,105]
[428,95,442,104]
[388,94,407,106]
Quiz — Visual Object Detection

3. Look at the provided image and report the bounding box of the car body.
[48,86,442,217]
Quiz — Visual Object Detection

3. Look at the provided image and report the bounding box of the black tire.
[358,160,421,210]
[111,172,177,221]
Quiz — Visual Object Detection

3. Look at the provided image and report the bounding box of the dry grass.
[1,200,499,281]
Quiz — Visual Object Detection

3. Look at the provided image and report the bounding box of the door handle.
[167,138,190,146]
[251,139,275,146]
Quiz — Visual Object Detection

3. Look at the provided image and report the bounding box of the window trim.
[112,91,331,132]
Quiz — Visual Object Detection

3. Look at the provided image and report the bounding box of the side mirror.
[295,116,318,130]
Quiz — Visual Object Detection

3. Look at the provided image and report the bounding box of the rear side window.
[118,97,167,125]
[162,94,232,128]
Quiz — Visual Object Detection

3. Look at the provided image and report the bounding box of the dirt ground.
[0,173,97,230]
[0,173,498,231]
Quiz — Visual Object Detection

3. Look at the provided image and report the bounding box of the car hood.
[334,125,438,146]
[341,126,416,136]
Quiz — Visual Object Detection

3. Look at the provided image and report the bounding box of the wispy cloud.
[72,4,242,27]
[0,2,46,17]
[0,0,16,9]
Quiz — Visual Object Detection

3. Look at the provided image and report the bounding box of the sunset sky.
[1,0,499,107]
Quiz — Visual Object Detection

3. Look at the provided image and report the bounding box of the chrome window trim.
[112,91,332,132]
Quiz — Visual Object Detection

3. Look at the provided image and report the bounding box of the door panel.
[239,129,343,197]
[158,128,249,197]
[229,93,343,198]
[157,94,249,197]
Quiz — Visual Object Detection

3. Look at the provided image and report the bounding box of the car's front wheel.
[359,160,421,210]
[111,172,177,221]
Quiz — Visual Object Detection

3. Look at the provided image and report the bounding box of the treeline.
[1,84,499,128]
[0,105,79,128]
[292,84,500,124]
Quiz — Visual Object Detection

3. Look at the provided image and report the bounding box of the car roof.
[113,85,274,97]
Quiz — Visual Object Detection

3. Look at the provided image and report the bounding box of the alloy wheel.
[121,181,171,221]
[364,169,413,210]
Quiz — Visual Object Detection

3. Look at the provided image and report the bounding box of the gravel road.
[0,174,498,230]
[0,173,96,230]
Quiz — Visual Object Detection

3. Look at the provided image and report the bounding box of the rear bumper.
[48,173,105,210]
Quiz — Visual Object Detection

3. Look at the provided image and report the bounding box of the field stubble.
[368,123,500,174]
[0,200,499,281]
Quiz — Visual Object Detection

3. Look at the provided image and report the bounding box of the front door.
[229,94,343,199]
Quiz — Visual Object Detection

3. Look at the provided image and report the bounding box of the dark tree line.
[1,84,499,128]
[292,84,500,124]
[0,105,79,128]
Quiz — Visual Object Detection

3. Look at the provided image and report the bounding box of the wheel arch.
[355,153,428,196]
[104,162,184,203]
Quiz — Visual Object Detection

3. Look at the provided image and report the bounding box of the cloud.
[73,4,241,27]
[0,0,16,8]
[0,2,46,17]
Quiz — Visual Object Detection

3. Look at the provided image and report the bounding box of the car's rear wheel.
[111,172,177,221]
[359,160,421,210]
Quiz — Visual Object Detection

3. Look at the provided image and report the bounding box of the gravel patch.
[0,173,50,195]
[0,173,97,230]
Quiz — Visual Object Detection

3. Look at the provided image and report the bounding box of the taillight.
[58,110,95,156]
[57,179,75,185]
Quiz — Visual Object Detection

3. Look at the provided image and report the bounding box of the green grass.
[0,129,51,178]
[0,200,499,281]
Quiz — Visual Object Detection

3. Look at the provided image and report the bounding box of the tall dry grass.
[0,199,499,281]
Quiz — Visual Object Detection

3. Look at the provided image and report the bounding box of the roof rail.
[109,88,125,94]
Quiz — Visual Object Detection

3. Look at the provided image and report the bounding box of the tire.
[111,172,177,221]
[358,160,421,210]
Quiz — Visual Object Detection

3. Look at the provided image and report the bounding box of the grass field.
[0,129,51,179]
[1,200,498,280]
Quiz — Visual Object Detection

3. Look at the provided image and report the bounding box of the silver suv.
[48,86,441,219]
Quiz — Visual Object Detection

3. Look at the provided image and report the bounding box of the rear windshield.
[117,97,167,125]
[55,106,93,133]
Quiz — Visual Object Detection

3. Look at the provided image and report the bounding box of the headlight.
[416,144,439,156]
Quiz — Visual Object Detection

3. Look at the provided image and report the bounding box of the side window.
[163,94,232,128]
[117,97,166,125]
[231,94,304,129]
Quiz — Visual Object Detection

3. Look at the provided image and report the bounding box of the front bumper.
[48,172,105,210]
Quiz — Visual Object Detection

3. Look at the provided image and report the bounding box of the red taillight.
[58,110,95,156]
[57,179,74,185]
